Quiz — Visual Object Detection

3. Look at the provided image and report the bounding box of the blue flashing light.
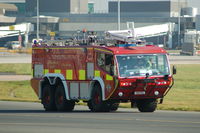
[116,44,137,47]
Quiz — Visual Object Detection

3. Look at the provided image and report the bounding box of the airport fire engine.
[31,31,176,112]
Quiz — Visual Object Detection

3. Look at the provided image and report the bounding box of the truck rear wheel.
[136,99,157,112]
[55,84,75,112]
[41,84,56,111]
[88,84,109,112]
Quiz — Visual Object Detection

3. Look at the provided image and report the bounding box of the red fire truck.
[31,32,176,112]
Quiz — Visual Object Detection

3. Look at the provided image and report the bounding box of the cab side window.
[97,52,105,69]
[97,52,114,75]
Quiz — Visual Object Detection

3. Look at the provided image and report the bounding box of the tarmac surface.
[0,101,199,133]
[0,52,199,64]
[0,53,31,64]
[0,75,31,81]
[169,55,200,64]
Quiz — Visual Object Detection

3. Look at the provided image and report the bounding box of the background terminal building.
[0,0,200,49]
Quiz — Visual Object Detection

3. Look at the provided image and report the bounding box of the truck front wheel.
[55,85,75,112]
[41,84,56,111]
[88,84,109,112]
[136,99,157,112]
[110,103,119,111]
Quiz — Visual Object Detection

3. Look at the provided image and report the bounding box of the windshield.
[116,54,170,77]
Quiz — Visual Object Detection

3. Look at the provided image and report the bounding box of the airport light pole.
[36,0,40,40]
[178,0,181,47]
[118,0,121,30]
[79,0,81,14]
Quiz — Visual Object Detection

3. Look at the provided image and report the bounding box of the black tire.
[88,84,109,112]
[55,84,75,112]
[110,103,119,111]
[41,84,56,111]
[136,99,157,112]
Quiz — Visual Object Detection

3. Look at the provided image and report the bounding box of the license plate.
[134,91,146,95]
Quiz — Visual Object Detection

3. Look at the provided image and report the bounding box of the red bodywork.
[31,44,172,101]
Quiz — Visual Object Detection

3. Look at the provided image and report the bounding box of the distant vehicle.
[157,44,164,48]
[5,41,21,49]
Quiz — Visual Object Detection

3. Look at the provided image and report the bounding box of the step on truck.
[31,34,176,112]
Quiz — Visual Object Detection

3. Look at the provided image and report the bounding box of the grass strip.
[0,64,199,111]
[0,63,31,75]
[0,81,38,102]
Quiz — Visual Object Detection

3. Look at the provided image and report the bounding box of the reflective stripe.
[55,69,61,73]
[106,74,113,81]
[44,69,49,74]
[32,47,93,50]
[79,70,86,80]
[32,47,81,50]
[94,48,113,54]
[94,70,100,77]
[66,70,73,80]
[32,47,44,50]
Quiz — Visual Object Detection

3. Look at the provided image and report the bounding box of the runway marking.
[136,119,200,124]
[0,113,133,121]
[0,121,199,129]
[0,113,200,125]
[0,122,78,127]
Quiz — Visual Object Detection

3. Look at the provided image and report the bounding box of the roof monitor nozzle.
[146,73,150,79]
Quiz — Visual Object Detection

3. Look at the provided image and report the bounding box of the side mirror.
[172,65,177,75]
